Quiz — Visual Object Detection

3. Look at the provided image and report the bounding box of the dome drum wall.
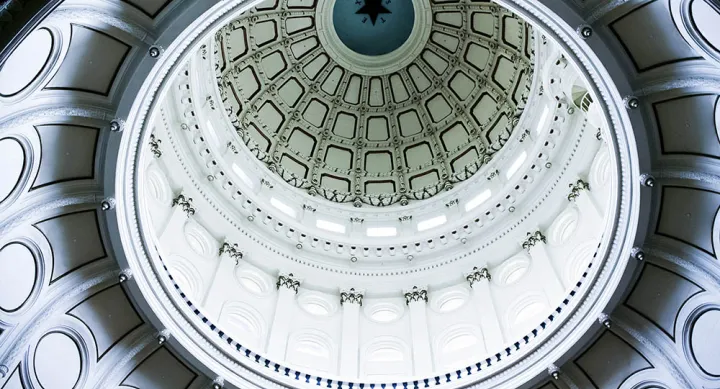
[109,1,648,389]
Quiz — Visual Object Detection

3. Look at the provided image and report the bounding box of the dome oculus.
[332,0,415,56]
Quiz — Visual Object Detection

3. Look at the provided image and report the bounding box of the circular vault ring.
[114,0,646,388]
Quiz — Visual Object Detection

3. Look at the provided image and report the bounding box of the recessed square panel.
[325,145,353,170]
[366,116,390,141]
[397,110,422,137]
[365,151,393,173]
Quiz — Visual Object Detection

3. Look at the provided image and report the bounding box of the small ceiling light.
[109,120,121,132]
[579,26,593,39]
[625,96,640,110]
[148,45,161,58]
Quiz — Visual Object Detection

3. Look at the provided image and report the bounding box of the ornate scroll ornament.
[340,288,364,306]
[276,273,300,294]
[171,194,196,217]
[219,242,243,264]
[522,230,547,251]
[466,266,491,287]
[404,286,428,305]
[149,134,162,158]
[567,179,590,201]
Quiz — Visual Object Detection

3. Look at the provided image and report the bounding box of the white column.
[201,243,243,320]
[525,232,565,300]
[339,288,363,377]
[266,273,300,360]
[158,201,187,240]
[576,190,602,226]
[466,268,504,352]
[405,287,433,374]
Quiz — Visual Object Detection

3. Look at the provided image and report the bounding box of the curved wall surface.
[0,0,719,388]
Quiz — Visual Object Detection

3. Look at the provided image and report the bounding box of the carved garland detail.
[522,230,547,251]
[171,194,196,217]
[276,273,300,294]
[404,286,428,305]
[567,179,590,202]
[340,288,364,306]
[466,267,491,287]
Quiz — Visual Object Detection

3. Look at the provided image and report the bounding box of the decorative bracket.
[522,231,547,251]
[171,194,196,217]
[340,288,364,306]
[276,273,300,294]
[466,266,491,287]
[404,286,428,305]
[149,134,162,158]
[219,242,243,264]
[567,179,590,201]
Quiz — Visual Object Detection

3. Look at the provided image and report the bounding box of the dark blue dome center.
[332,0,415,56]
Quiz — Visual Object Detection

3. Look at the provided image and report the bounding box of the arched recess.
[360,336,412,379]
[432,324,485,371]
[182,219,217,259]
[681,301,720,380]
[564,240,596,287]
[166,256,204,301]
[505,293,550,338]
[671,0,720,65]
[285,329,337,374]
[218,301,267,350]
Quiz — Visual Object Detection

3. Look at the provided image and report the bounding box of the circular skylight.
[332,0,414,56]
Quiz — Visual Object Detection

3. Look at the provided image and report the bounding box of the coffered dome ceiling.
[216,0,534,206]
[4,1,720,389]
